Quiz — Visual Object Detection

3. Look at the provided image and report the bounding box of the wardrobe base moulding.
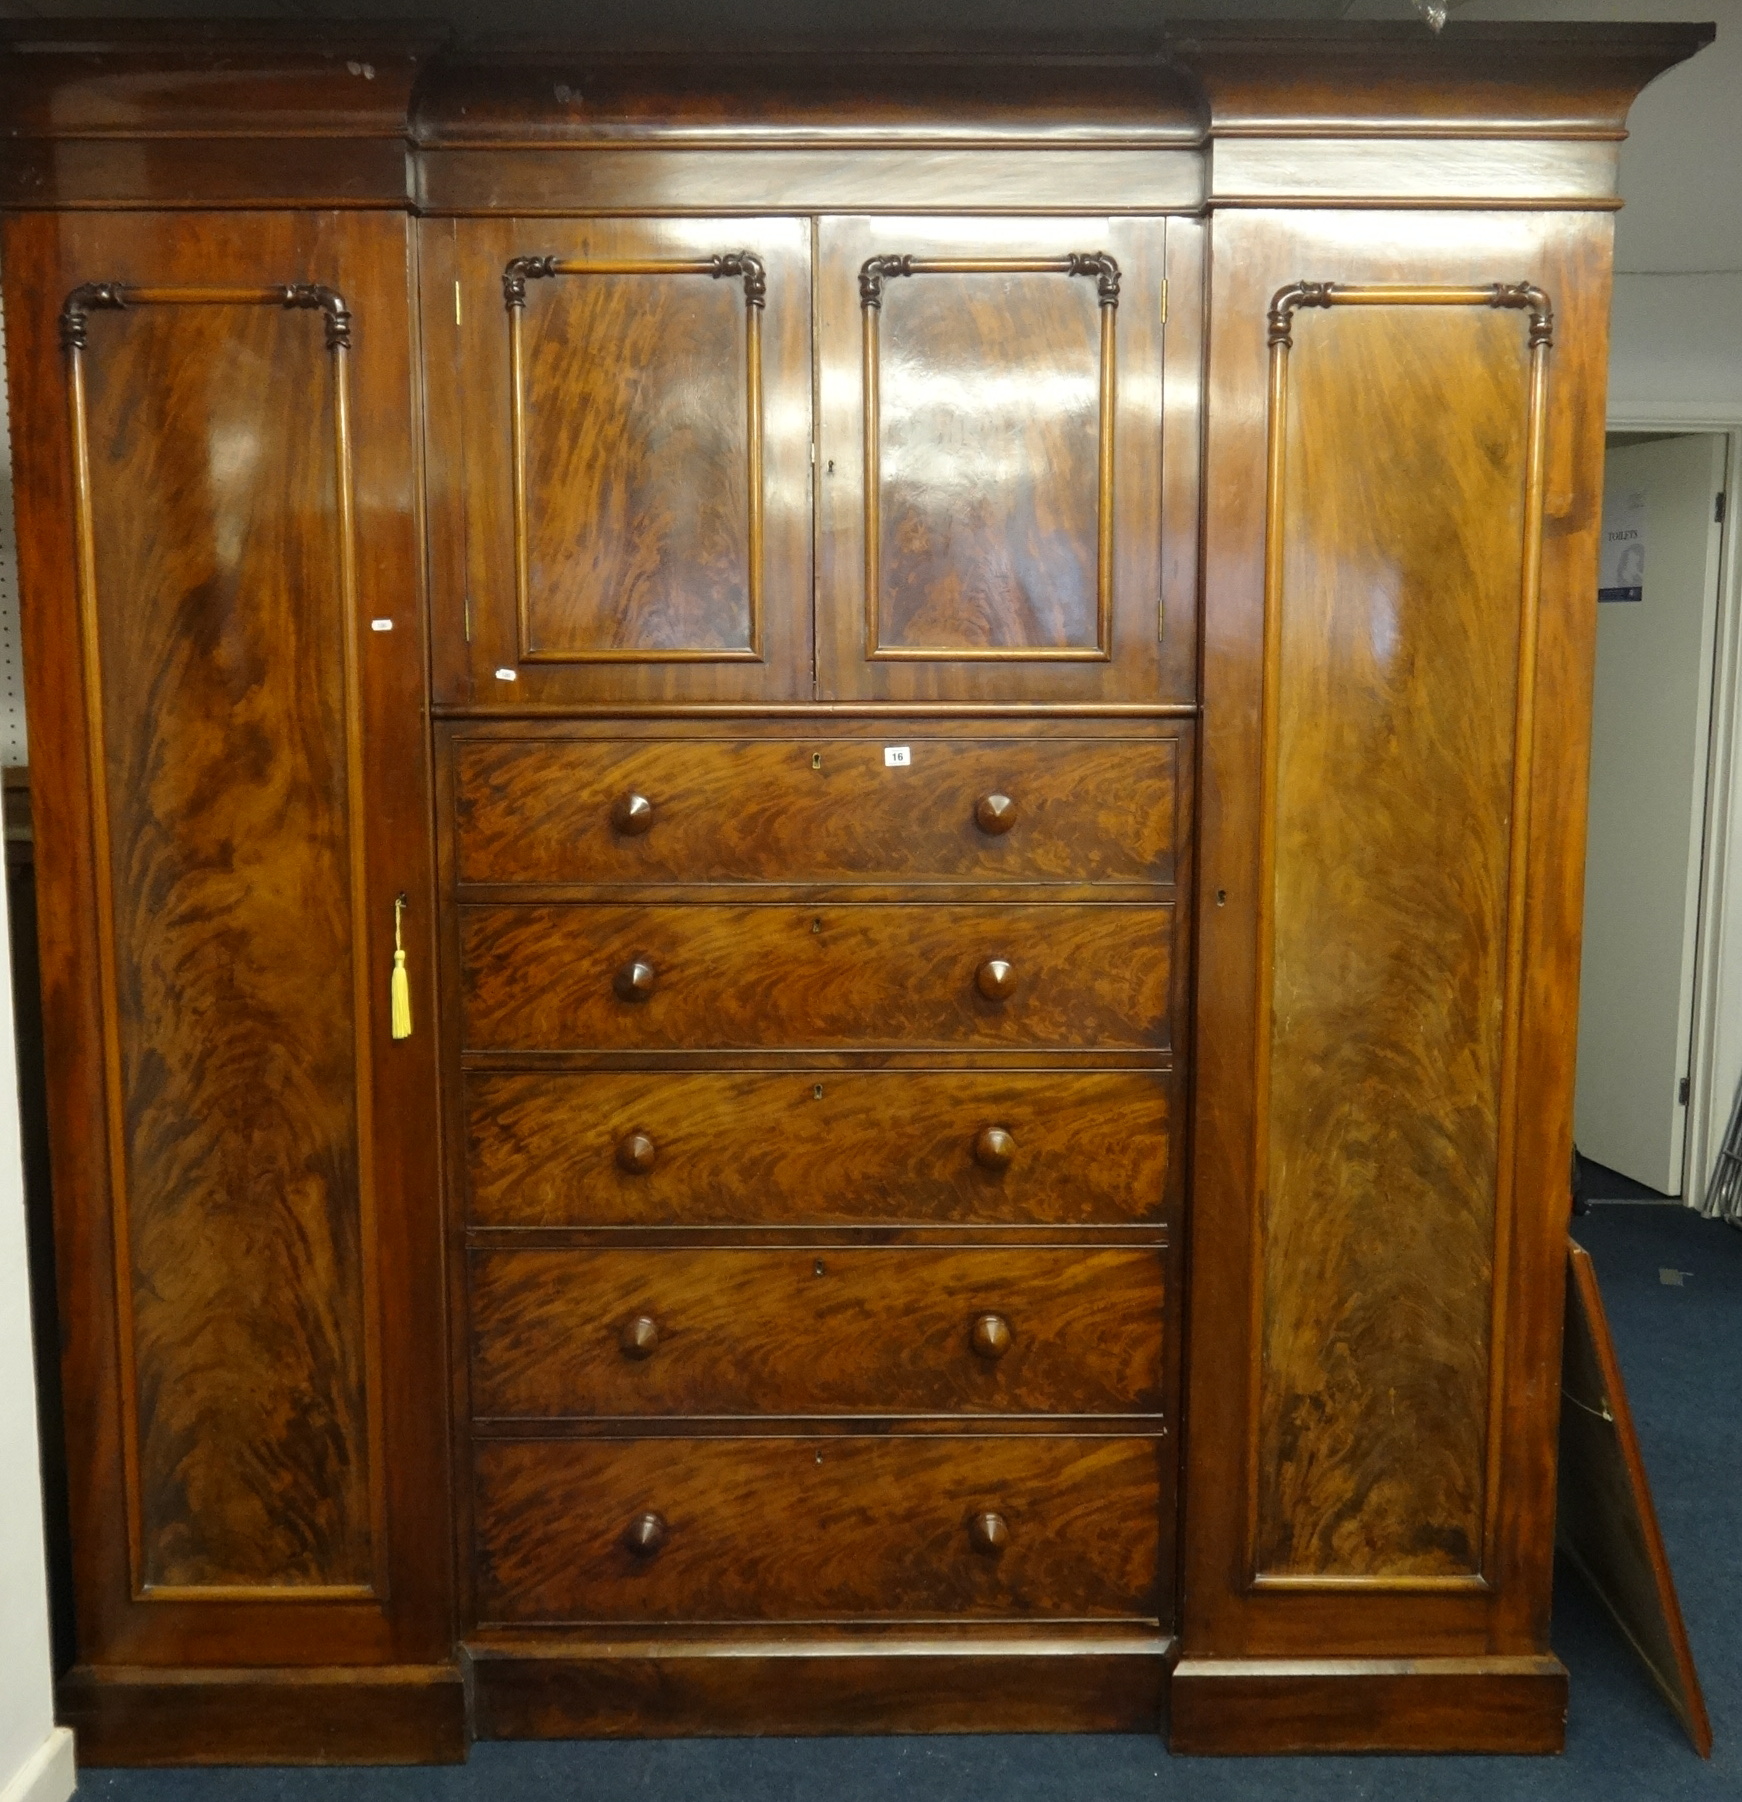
[56,1665,468,1767]
[1167,1657,1569,1756]
[466,1630,1175,1738]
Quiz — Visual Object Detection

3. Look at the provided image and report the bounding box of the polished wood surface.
[1254,292,1543,1585]
[470,1246,1164,1419]
[1182,204,1620,1686]
[468,1629,1169,1737]
[429,217,813,708]
[1558,1240,1712,1756]
[0,19,1705,1761]
[816,216,1183,705]
[453,734,1180,887]
[460,903,1173,1052]
[473,1435,1164,1623]
[5,205,453,1689]
[75,282,374,1594]
[464,1069,1173,1227]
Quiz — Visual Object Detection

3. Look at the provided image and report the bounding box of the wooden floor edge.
[1167,1655,1568,1755]
[58,1662,468,1767]
[468,1634,1177,1738]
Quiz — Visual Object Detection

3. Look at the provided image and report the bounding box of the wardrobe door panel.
[429,216,812,706]
[816,215,1182,704]
[1186,208,1613,1660]
[6,209,451,1670]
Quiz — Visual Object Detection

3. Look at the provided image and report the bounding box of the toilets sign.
[1599,487,1646,602]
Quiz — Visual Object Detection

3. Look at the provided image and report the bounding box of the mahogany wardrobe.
[0,17,1711,1764]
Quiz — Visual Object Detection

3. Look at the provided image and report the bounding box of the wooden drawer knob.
[973,1126,1016,1171]
[969,1511,1008,1557]
[971,1313,1012,1361]
[976,958,1016,1002]
[611,792,656,836]
[619,1315,660,1359]
[975,793,1018,835]
[623,1510,668,1556]
[617,1131,657,1175]
[614,958,657,1002]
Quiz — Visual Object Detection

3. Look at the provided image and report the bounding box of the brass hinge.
[454,279,463,327]
[1160,278,1168,326]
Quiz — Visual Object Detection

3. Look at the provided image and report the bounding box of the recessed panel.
[871,266,1106,656]
[1256,301,1531,1581]
[518,266,755,659]
[83,302,374,1592]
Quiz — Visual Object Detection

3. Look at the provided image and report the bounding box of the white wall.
[0,884,71,1802]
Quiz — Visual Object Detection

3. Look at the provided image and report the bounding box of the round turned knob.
[975,793,1018,835]
[969,1511,1009,1557]
[975,958,1016,1002]
[617,1131,657,1175]
[623,1510,668,1557]
[611,792,655,836]
[619,1315,660,1359]
[973,1126,1016,1171]
[613,958,657,1003]
[970,1313,1012,1361]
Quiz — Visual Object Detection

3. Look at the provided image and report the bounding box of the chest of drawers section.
[439,721,1187,1644]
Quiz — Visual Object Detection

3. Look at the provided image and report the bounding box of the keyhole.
[826,459,835,474]
[813,1084,824,1101]
[811,917,823,934]
[1216,889,1227,906]
[814,1259,826,1277]
[811,751,823,770]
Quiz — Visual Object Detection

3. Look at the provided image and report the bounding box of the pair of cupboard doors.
[422,214,1192,707]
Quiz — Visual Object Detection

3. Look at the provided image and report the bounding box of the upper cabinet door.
[427,217,813,706]
[816,215,1191,705]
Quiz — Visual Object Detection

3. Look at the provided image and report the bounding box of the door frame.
[1605,403,1742,1210]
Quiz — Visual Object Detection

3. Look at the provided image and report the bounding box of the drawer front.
[470,1246,1164,1419]
[460,903,1172,1051]
[453,735,1179,887]
[473,1435,1164,1622]
[466,1069,1172,1226]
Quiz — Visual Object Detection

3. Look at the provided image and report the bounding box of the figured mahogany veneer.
[2,17,1709,1766]
[472,1435,1165,1624]
[460,903,1173,1052]
[453,734,1180,887]
[469,1246,1165,1420]
[463,1069,1173,1228]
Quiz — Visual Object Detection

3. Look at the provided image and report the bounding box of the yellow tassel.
[390,895,413,1040]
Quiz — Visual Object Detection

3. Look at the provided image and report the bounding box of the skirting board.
[469,1631,1174,1738]
[58,1664,467,1767]
[0,1729,74,1802]
[1169,1656,1568,1755]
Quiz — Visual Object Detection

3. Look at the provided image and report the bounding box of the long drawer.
[473,1435,1164,1623]
[470,1246,1164,1419]
[465,1069,1171,1227]
[460,903,1172,1052]
[453,735,1179,887]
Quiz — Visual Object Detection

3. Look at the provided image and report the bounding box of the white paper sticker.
[883,745,911,767]
[494,668,519,681]
[1599,488,1646,602]
[370,618,393,631]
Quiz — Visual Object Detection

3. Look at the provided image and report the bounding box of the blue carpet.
[76,1202,1740,1800]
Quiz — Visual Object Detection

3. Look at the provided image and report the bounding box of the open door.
[1575,434,1727,1192]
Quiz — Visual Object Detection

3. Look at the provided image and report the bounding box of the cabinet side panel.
[1255,303,1529,1580]
[81,300,374,1593]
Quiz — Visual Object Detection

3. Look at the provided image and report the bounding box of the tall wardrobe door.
[814,214,1190,705]
[426,216,813,707]
[1185,210,1612,1663]
[4,211,451,1673]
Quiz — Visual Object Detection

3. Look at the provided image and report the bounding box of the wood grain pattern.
[460,903,1173,1052]
[866,257,1109,658]
[453,734,1178,887]
[465,1069,1172,1228]
[1254,296,1535,1582]
[470,1246,1164,1418]
[79,289,374,1593]
[473,1435,1163,1623]
[513,256,758,661]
